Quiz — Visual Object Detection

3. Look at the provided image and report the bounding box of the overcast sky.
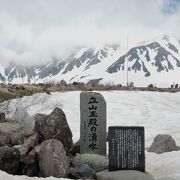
[0,0,180,65]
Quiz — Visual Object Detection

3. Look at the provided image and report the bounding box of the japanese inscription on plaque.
[108,126,145,172]
[80,92,106,155]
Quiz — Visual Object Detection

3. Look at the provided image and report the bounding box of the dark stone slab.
[108,126,145,172]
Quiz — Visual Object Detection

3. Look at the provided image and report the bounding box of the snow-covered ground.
[0,91,180,180]
[0,171,67,180]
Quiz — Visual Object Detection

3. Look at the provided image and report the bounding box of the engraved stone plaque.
[108,126,145,172]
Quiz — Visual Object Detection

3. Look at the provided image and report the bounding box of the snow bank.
[0,170,67,180]
[146,151,180,180]
[0,91,180,179]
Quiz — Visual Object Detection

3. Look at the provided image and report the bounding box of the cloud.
[0,0,179,66]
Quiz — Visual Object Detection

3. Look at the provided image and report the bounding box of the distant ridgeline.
[0,35,180,86]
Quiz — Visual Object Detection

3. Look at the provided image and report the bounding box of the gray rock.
[68,163,96,179]
[34,144,41,154]
[14,145,29,162]
[14,145,39,176]
[22,164,39,177]
[13,108,35,136]
[14,145,39,177]
[80,92,106,156]
[72,153,108,172]
[34,107,73,151]
[23,133,39,148]
[60,80,67,86]
[96,170,155,180]
[69,139,80,156]
[21,149,39,177]
[0,146,20,175]
[0,122,25,146]
[21,149,37,165]
[148,134,180,154]
[0,112,5,123]
[39,139,69,178]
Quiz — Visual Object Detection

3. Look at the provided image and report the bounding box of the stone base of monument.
[96,170,155,180]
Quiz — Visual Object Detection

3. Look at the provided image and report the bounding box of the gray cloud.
[0,0,179,66]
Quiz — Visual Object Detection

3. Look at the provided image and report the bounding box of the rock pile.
[0,107,109,179]
[0,108,74,178]
[0,108,178,179]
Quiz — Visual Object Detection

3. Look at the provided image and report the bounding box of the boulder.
[68,163,96,179]
[0,122,25,146]
[148,134,180,154]
[96,170,155,180]
[72,154,108,172]
[34,107,73,151]
[0,146,20,175]
[0,112,5,123]
[39,139,69,178]
[13,108,35,135]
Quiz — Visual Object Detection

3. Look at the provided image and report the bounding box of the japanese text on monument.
[88,96,99,150]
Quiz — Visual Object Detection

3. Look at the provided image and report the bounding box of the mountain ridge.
[0,35,180,87]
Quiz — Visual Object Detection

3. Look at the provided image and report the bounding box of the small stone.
[39,139,69,178]
[96,170,155,180]
[14,145,29,162]
[0,146,20,175]
[21,152,35,165]
[69,140,80,156]
[72,154,108,172]
[23,133,39,148]
[68,163,96,179]
[21,149,39,177]
[148,134,180,154]
[34,144,41,154]
[60,80,67,87]
[22,164,39,177]
[0,113,5,123]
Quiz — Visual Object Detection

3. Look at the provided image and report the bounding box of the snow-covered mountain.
[107,35,180,77]
[0,35,180,86]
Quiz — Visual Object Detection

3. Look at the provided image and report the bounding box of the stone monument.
[108,126,145,172]
[80,92,106,156]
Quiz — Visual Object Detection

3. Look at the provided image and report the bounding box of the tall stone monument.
[80,92,106,156]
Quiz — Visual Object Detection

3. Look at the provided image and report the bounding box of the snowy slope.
[106,35,180,87]
[0,91,180,179]
[0,170,67,180]
[42,44,121,83]
[0,66,5,82]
